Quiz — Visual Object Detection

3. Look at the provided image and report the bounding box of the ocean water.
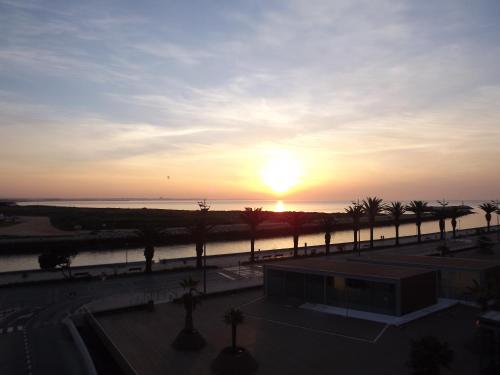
[1,199,497,272]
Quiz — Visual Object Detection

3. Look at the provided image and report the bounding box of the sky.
[1,0,499,201]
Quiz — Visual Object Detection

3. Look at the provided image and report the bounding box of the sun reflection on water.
[274,200,285,212]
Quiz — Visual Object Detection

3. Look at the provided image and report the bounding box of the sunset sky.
[1,1,499,200]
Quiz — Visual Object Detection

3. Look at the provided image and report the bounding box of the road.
[0,264,263,374]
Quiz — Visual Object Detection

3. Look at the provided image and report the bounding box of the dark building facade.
[264,258,437,316]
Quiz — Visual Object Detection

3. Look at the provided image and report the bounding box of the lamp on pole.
[197,199,210,294]
[203,242,207,294]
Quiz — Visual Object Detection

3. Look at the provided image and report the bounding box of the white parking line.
[7,326,13,333]
[218,272,236,281]
[246,314,374,344]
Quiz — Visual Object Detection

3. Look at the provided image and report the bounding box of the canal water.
[1,199,496,272]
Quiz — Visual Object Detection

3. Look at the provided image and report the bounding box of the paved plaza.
[98,289,481,375]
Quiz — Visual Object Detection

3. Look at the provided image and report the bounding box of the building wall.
[265,268,398,315]
[400,272,437,314]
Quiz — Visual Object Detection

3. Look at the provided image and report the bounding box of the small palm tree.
[479,202,497,232]
[406,201,429,243]
[212,308,258,374]
[224,308,244,352]
[467,279,491,311]
[284,212,309,257]
[240,208,268,263]
[321,214,336,256]
[345,203,364,254]
[408,336,454,375]
[362,197,385,248]
[386,202,406,246]
[180,277,202,332]
[172,276,206,351]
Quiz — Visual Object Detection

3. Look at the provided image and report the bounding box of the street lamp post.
[203,242,207,294]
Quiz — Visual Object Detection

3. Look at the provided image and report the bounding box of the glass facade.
[267,269,397,315]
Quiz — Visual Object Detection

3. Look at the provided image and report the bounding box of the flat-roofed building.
[264,258,437,316]
[348,254,500,300]
[477,310,500,373]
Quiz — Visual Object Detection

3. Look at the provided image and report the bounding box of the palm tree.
[240,208,268,263]
[180,277,202,332]
[172,276,206,351]
[224,308,244,352]
[345,203,364,254]
[386,202,406,246]
[284,212,309,257]
[449,207,459,239]
[188,200,214,269]
[406,201,429,243]
[467,279,492,311]
[321,214,336,256]
[434,200,449,241]
[362,197,385,248]
[407,336,454,375]
[479,202,497,232]
[138,226,159,274]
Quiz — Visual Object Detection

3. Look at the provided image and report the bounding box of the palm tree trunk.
[487,215,491,232]
[417,221,422,243]
[195,242,203,269]
[145,259,152,273]
[369,222,374,248]
[232,324,237,350]
[395,224,400,246]
[185,297,194,331]
[250,236,255,263]
[293,234,299,257]
[325,233,331,255]
[353,229,357,252]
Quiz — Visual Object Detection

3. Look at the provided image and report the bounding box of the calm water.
[1,199,497,272]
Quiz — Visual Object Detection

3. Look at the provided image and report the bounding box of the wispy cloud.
[0,0,499,198]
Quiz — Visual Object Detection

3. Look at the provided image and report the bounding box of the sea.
[0,199,497,273]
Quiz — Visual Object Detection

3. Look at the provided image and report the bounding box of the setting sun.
[261,151,302,194]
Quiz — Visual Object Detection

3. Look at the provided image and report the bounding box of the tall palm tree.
[435,200,449,241]
[386,202,406,246]
[406,201,429,243]
[449,207,459,239]
[240,207,268,263]
[479,202,497,232]
[285,212,309,257]
[362,197,385,248]
[138,226,159,274]
[321,213,336,256]
[345,203,364,254]
[224,308,244,352]
[187,200,214,269]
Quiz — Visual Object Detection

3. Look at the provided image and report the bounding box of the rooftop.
[348,254,500,271]
[265,258,433,280]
